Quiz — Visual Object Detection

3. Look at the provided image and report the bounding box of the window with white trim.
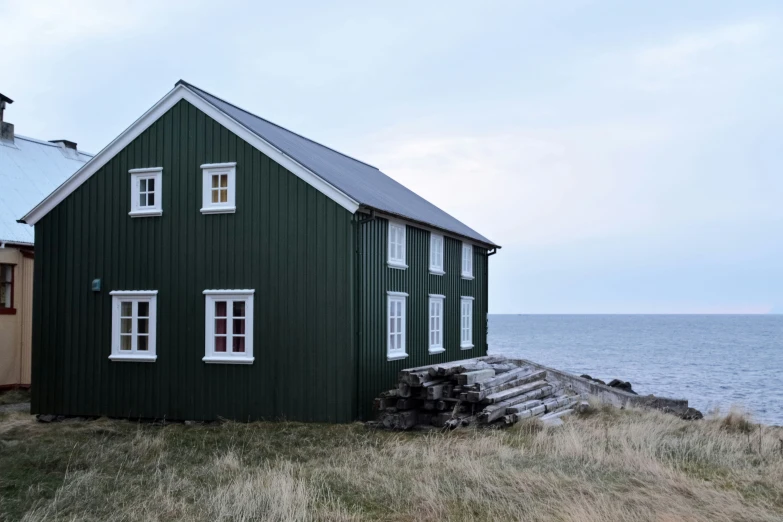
[387,291,408,360]
[429,233,444,275]
[201,162,237,214]
[460,297,474,349]
[461,243,474,279]
[204,290,254,364]
[129,168,162,217]
[428,295,445,354]
[110,291,158,362]
[387,221,407,269]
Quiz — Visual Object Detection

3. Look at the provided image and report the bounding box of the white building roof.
[0,135,92,245]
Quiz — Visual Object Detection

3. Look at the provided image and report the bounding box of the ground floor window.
[0,264,14,314]
[203,290,254,364]
[460,296,474,349]
[387,291,408,360]
[428,294,445,354]
[109,291,158,362]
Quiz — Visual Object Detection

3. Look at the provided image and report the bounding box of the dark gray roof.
[180,81,498,247]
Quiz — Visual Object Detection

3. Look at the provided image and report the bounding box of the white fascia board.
[21,85,360,225]
[109,290,159,296]
[128,167,163,174]
[203,289,255,295]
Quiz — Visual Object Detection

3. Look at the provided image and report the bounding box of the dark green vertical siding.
[31,99,356,422]
[356,218,489,420]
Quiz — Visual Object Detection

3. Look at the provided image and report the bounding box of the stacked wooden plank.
[371,356,583,430]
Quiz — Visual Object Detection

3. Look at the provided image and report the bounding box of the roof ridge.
[15,134,94,157]
[177,80,379,170]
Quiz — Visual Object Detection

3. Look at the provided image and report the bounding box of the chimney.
[49,139,78,150]
[0,93,13,143]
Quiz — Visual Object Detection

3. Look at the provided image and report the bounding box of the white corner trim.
[129,209,163,218]
[388,261,409,270]
[428,294,446,299]
[202,356,255,365]
[387,291,409,297]
[109,290,159,296]
[128,167,163,174]
[201,162,237,169]
[203,289,255,295]
[21,84,360,225]
[428,348,446,355]
[109,354,158,362]
[200,205,236,215]
[387,352,409,361]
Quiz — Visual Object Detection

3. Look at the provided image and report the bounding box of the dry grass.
[0,389,30,406]
[1,407,782,521]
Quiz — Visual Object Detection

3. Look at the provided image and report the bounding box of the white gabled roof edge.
[21,85,360,225]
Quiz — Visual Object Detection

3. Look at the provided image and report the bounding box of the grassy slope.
[0,406,782,521]
[0,389,30,406]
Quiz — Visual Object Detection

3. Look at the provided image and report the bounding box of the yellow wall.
[0,246,33,387]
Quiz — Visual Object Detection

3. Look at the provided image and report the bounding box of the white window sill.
[461,274,475,280]
[460,344,474,350]
[388,261,408,270]
[200,205,236,215]
[428,348,446,355]
[387,352,409,361]
[129,209,163,218]
[429,268,445,276]
[109,354,157,362]
[202,356,254,365]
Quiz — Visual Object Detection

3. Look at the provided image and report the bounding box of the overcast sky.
[3,0,781,313]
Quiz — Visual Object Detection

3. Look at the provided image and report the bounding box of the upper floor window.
[461,243,474,279]
[388,221,407,269]
[109,291,158,362]
[387,291,408,360]
[429,233,444,275]
[129,168,162,217]
[203,290,254,364]
[201,162,237,214]
[460,296,474,349]
[428,294,445,354]
[0,264,15,315]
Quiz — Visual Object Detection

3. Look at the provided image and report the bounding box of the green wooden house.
[21,81,499,422]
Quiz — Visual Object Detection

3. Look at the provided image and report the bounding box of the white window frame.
[460,296,474,349]
[109,291,158,362]
[129,168,163,217]
[387,291,408,360]
[428,294,445,354]
[461,242,474,279]
[429,233,445,275]
[201,162,237,214]
[203,290,254,364]
[387,221,408,269]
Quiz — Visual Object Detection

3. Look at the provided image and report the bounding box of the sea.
[487,315,783,425]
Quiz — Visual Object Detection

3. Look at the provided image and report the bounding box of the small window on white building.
[387,291,408,360]
[387,221,407,269]
[428,294,445,354]
[429,233,444,275]
[201,162,237,214]
[460,296,474,349]
[461,243,474,279]
[129,168,162,217]
[110,291,158,362]
[203,290,254,364]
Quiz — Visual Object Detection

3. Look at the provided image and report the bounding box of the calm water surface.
[488,315,783,425]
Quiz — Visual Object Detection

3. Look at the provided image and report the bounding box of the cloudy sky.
[3,0,781,313]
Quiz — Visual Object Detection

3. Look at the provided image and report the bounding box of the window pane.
[120,335,131,351]
[147,193,154,206]
[233,301,245,317]
[139,193,147,207]
[139,179,147,192]
[211,189,219,203]
[0,283,9,308]
[232,336,245,353]
[121,302,132,317]
[220,189,227,203]
[137,318,149,334]
[215,318,227,334]
[215,336,227,352]
[138,302,149,317]
[121,318,132,334]
[215,301,227,317]
[147,179,155,191]
[137,335,148,351]
[212,175,220,188]
[2,265,10,282]
[233,318,245,335]
[220,174,228,188]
